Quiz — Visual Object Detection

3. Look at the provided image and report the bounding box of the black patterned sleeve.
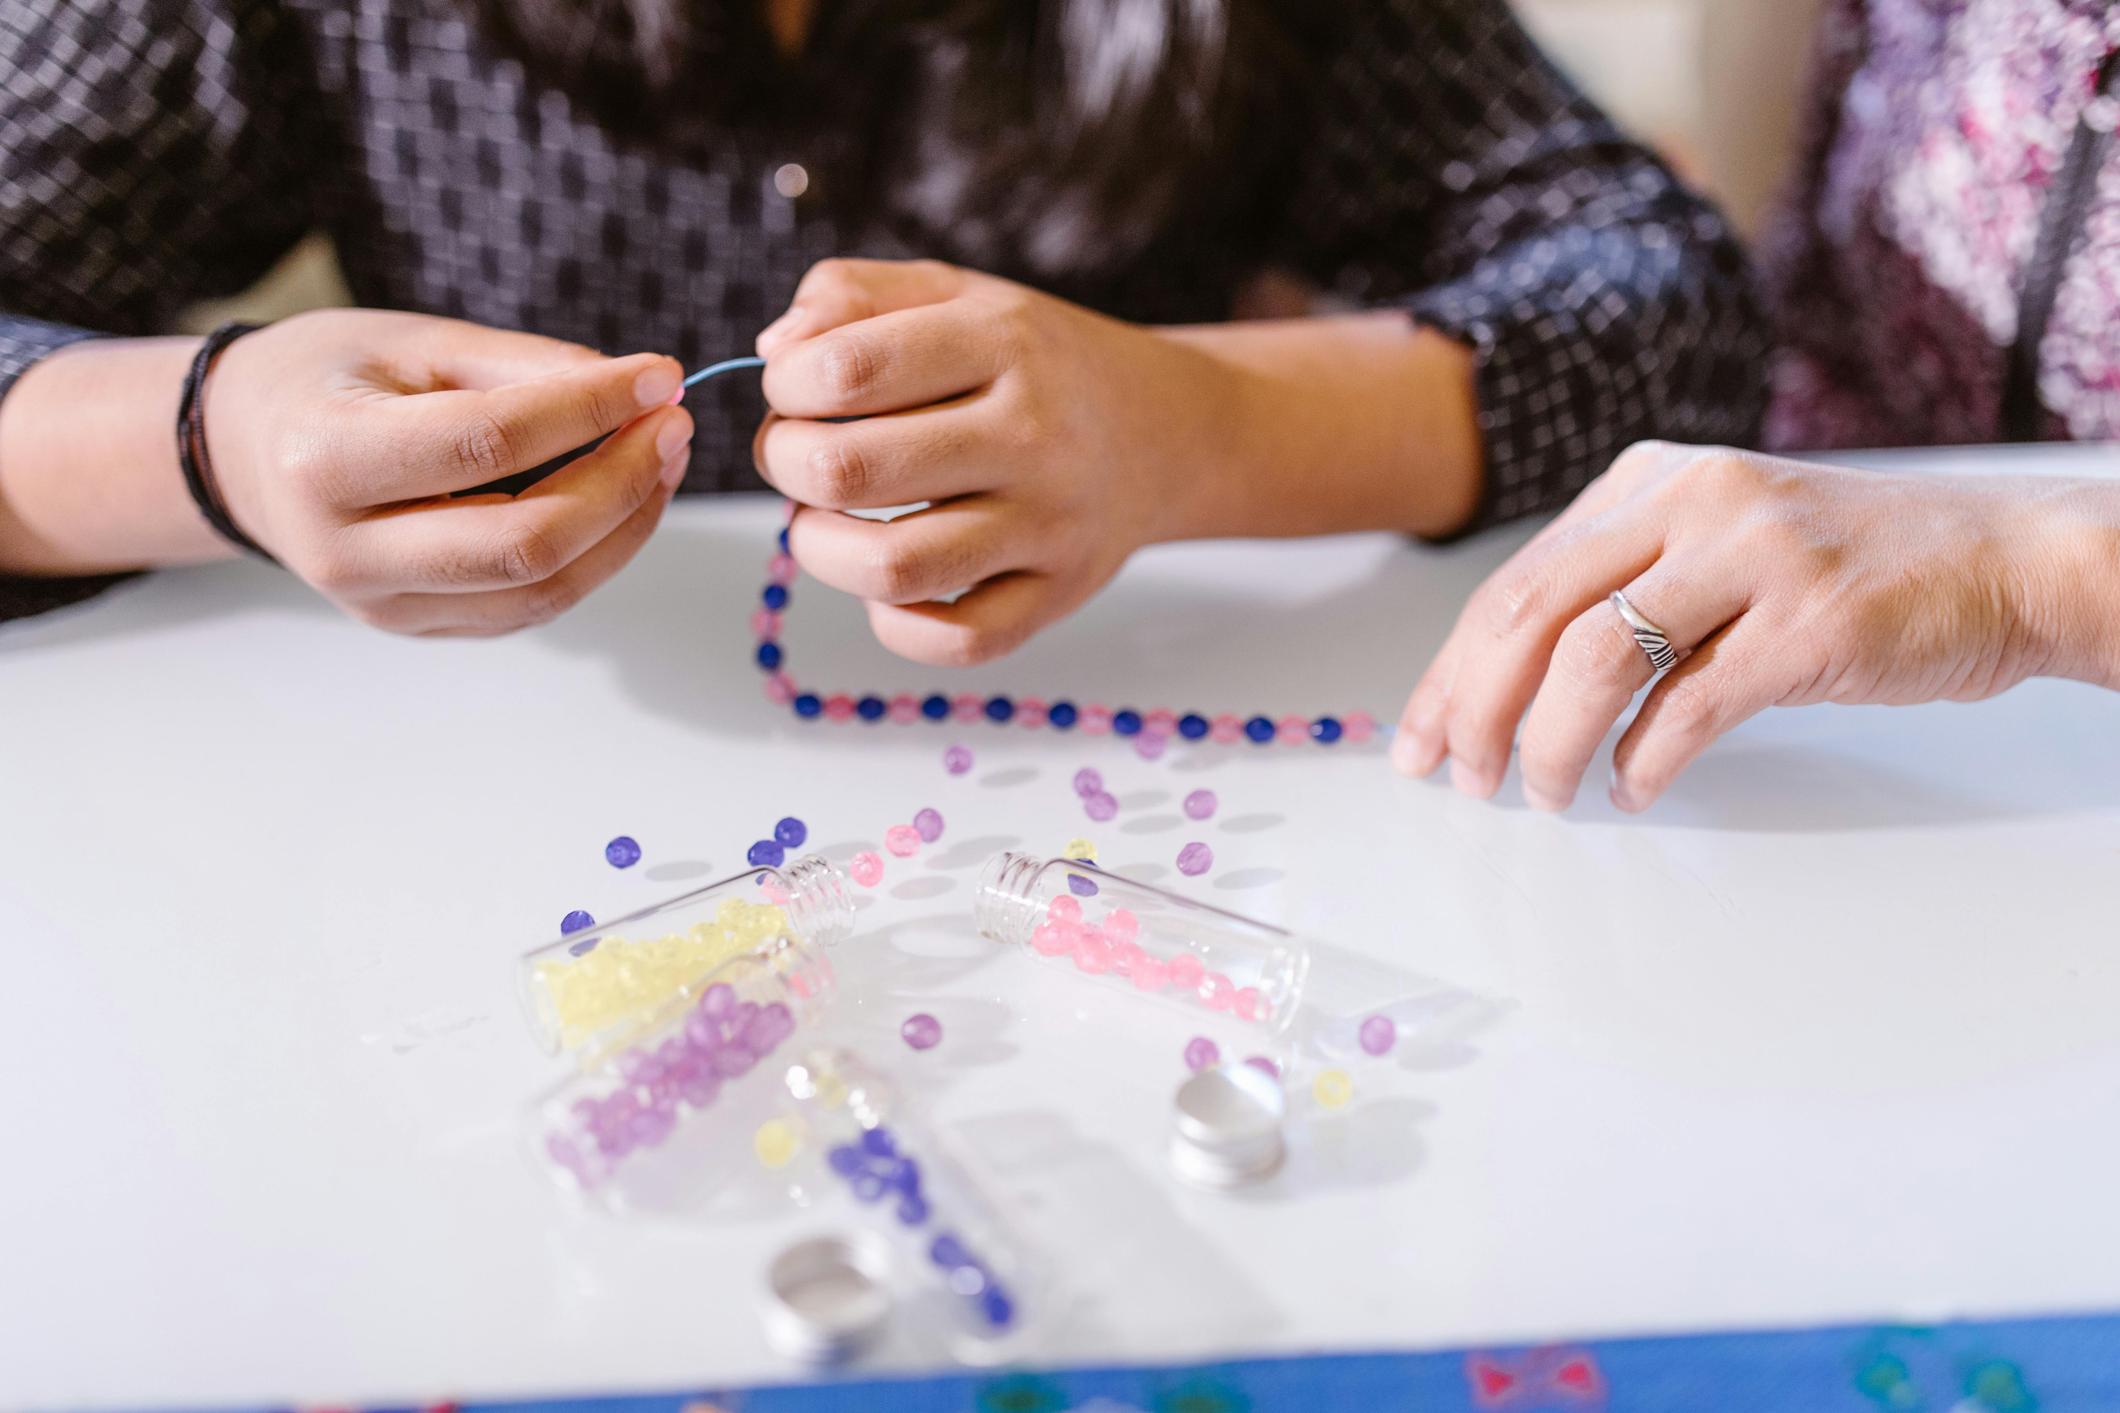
[1278,0,1769,534]
[0,0,322,620]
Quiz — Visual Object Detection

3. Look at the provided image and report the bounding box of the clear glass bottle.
[975,851,1310,1035]
[783,1047,1047,1364]
[518,854,852,1058]
[531,938,836,1214]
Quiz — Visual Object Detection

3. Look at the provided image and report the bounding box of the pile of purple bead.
[827,1124,1015,1331]
[544,981,797,1189]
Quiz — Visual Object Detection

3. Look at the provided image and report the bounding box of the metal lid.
[759,1232,893,1365]
[1167,1063,1286,1189]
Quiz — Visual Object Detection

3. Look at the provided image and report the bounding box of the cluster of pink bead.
[1028,893,1275,1025]
[847,806,946,888]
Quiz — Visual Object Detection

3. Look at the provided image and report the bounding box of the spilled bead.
[1062,837,1097,862]
[884,824,921,857]
[1176,841,1214,876]
[747,839,786,868]
[912,807,945,843]
[900,1013,943,1050]
[849,850,884,887]
[943,743,974,774]
[1313,1068,1355,1109]
[754,1118,800,1168]
[1358,1014,1397,1056]
[1072,767,1103,798]
[774,817,808,848]
[1084,792,1119,822]
[1183,1036,1220,1072]
[604,836,642,869]
[1182,789,1218,820]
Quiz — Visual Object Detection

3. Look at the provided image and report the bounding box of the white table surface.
[3,443,2118,1407]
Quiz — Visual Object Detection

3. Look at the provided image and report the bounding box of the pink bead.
[952,694,983,723]
[1167,953,1205,990]
[888,694,918,724]
[1081,705,1113,735]
[1047,894,1083,924]
[768,553,798,585]
[1102,908,1139,943]
[1277,715,1308,746]
[1031,923,1074,956]
[1134,732,1168,762]
[1017,698,1048,729]
[1198,972,1236,1011]
[758,880,792,905]
[1232,987,1265,1022]
[849,851,884,887]
[1111,941,1146,977]
[1075,933,1114,974]
[750,608,782,638]
[763,672,796,705]
[1343,710,1377,744]
[1210,714,1243,744]
[884,824,921,857]
[825,693,855,721]
[1144,709,1177,736]
[1132,959,1170,992]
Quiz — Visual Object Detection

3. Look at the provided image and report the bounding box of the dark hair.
[469,0,1320,282]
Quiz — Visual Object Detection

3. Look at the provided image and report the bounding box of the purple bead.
[560,909,595,934]
[896,1193,931,1226]
[1084,791,1119,822]
[861,1126,897,1158]
[1182,789,1218,821]
[683,1010,722,1050]
[747,838,786,868]
[944,744,975,775]
[884,1156,922,1194]
[1359,1014,1398,1056]
[1244,1055,1281,1081]
[979,1287,1015,1328]
[774,816,808,848]
[678,1073,721,1108]
[929,1233,970,1268]
[604,836,641,869]
[1072,767,1103,798]
[743,1003,791,1053]
[712,1045,755,1078]
[1066,871,1099,897]
[1183,1036,1220,1072]
[911,807,945,843]
[828,1144,865,1176]
[851,1172,887,1203]
[699,982,737,1020]
[900,1012,944,1050]
[1176,841,1214,876]
[1134,732,1168,761]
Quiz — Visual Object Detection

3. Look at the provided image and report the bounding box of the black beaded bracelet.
[177,320,277,563]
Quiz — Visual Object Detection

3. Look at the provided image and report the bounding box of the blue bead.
[1047,700,1078,729]
[747,839,786,868]
[1244,715,1276,744]
[921,693,951,720]
[827,1145,864,1177]
[984,695,1014,723]
[856,695,887,721]
[774,816,808,847]
[604,836,641,868]
[888,1156,922,1194]
[1311,715,1343,744]
[560,909,595,934]
[1112,709,1142,736]
[793,693,822,718]
[860,1126,897,1158]
[979,1286,1015,1328]
[895,1194,930,1226]
[755,641,782,670]
[762,583,788,610]
[777,527,790,554]
[1178,713,1210,740]
[850,1172,886,1203]
[929,1233,970,1269]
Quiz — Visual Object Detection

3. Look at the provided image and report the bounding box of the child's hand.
[207,310,690,635]
[752,258,1237,665]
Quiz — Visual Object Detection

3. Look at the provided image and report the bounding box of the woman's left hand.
[752,258,1239,665]
[1392,442,2119,812]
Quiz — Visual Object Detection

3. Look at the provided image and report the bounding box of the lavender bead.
[900,1012,944,1051]
[1072,767,1103,798]
[944,744,975,775]
[1084,791,1119,822]
[1182,789,1218,820]
[1359,1014,1398,1056]
[1176,841,1214,876]
[1183,1036,1220,1072]
[912,808,945,843]
[604,836,641,869]
[712,1045,755,1078]
[1134,732,1168,761]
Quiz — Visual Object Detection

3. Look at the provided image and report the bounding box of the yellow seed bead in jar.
[753,1118,801,1169]
[1313,1068,1355,1110]
[1063,837,1097,862]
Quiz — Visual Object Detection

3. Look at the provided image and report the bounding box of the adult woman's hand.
[204,309,690,635]
[752,257,1484,666]
[1392,442,2120,811]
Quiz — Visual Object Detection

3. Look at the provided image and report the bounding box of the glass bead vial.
[532,939,836,1215]
[518,854,853,1058]
[974,852,1310,1035]
[783,1048,1048,1366]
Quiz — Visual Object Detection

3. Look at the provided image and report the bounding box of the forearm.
[0,336,230,574]
[1157,312,1483,543]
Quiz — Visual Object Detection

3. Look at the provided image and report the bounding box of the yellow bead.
[1313,1068,1354,1110]
[754,1118,800,1169]
[1063,837,1097,862]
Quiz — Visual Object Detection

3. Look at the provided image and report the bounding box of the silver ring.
[1609,590,1678,673]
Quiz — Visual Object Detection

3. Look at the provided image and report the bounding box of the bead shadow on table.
[535,517,1459,753]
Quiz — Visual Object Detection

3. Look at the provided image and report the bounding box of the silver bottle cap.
[1167,1063,1286,1189]
[759,1232,893,1365]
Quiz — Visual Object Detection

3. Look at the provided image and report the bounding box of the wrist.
[2013,477,2120,690]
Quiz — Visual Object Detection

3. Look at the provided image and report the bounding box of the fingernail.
[1609,770,1641,813]
[1389,731,1423,775]
[660,451,687,490]
[655,409,693,461]
[634,361,680,408]
[1449,757,1492,799]
[756,310,801,354]
[1523,782,1565,812]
